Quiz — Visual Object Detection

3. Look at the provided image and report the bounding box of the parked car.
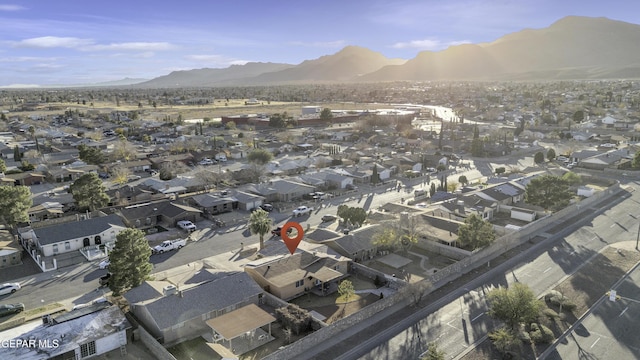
[321,214,337,222]
[292,206,313,217]
[0,303,24,317]
[198,158,215,166]
[98,259,110,269]
[0,283,21,296]
[346,184,358,191]
[260,203,274,212]
[177,220,196,232]
[271,227,293,236]
[152,239,187,254]
[99,273,111,287]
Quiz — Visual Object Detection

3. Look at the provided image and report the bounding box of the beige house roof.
[205,304,275,340]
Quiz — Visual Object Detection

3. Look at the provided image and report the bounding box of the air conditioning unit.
[163,284,178,296]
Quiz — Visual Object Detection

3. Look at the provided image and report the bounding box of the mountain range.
[134,16,640,88]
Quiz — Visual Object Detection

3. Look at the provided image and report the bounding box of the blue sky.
[1,0,639,86]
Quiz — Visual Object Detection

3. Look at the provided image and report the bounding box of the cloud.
[391,38,471,50]
[184,54,249,66]
[0,56,57,62]
[288,40,347,48]
[87,42,174,51]
[12,36,94,48]
[0,4,25,11]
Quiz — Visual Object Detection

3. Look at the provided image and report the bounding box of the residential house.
[117,201,202,231]
[5,172,46,186]
[124,271,263,345]
[106,184,158,207]
[107,159,152,173]
[324,225,380,262]
[244,246,350,300]
[0,304,131,360]
[190,193,238,215]
[246,179,315,203]
[28,201,64,222]
[23,214,126,257]
[475,182,525,207]
[0,230,21,269]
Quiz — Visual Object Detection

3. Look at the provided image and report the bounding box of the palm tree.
[249,208,272,250]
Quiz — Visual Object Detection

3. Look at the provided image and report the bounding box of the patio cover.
[205,303,275,340]
[377,253,412,269]
[312,267,343,283]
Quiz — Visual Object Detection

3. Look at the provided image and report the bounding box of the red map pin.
[281,221,304,255]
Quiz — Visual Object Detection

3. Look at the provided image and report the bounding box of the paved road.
[298,181,639,360]
[545,260,640,360]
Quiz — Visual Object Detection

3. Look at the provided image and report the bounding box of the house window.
[80,341,96,358]
[295,279,304,288]
[64,242,70,250]
[52,244,59,253]
[334,265,340,271]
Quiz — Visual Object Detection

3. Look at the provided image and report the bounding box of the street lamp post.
[636,220,640,251]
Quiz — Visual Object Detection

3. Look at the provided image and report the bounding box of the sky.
[1,0,640,86]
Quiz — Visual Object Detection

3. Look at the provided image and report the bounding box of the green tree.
[421,342,446,360]
[525,174,572,211]
[633,151,640,168]
[70,173,109,211]
[337,279,355,302]
[108,228,153,296]
[28,125,35,139]
[269,113,287,128]
[534,151,545,164]
[487,282,541,330]
[19,160,34,171]
[457,213,495,250]
[561,171,581,186]
[225,121,236,130]
[78,144,105,165]
[546,148,556,161]
[458,175,468,186]
[247,148,273,165]
[320,108,333,123]
[371,165,379,184]
[429,182,436,197]
[336,205,367,227]
[0,185,32,228]
[248,208,272,250]
[13,145,21,161]
[572,110,585,123]
[0,158,6,174]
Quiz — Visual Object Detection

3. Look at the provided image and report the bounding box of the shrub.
[545,290,577,312]
[529,323,554,344]
[542,308,559,320]
[275,304,311,335]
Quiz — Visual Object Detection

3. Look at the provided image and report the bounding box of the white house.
[29,214,126,257]
[601,115,617,125]
[0,304,130,360]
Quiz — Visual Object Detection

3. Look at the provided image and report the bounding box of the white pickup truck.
[292,205,313,217]
[152,239,187,254]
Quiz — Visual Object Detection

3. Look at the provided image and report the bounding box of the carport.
[205,303,276,355]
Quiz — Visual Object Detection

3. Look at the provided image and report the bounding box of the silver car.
[0,283,21,296]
